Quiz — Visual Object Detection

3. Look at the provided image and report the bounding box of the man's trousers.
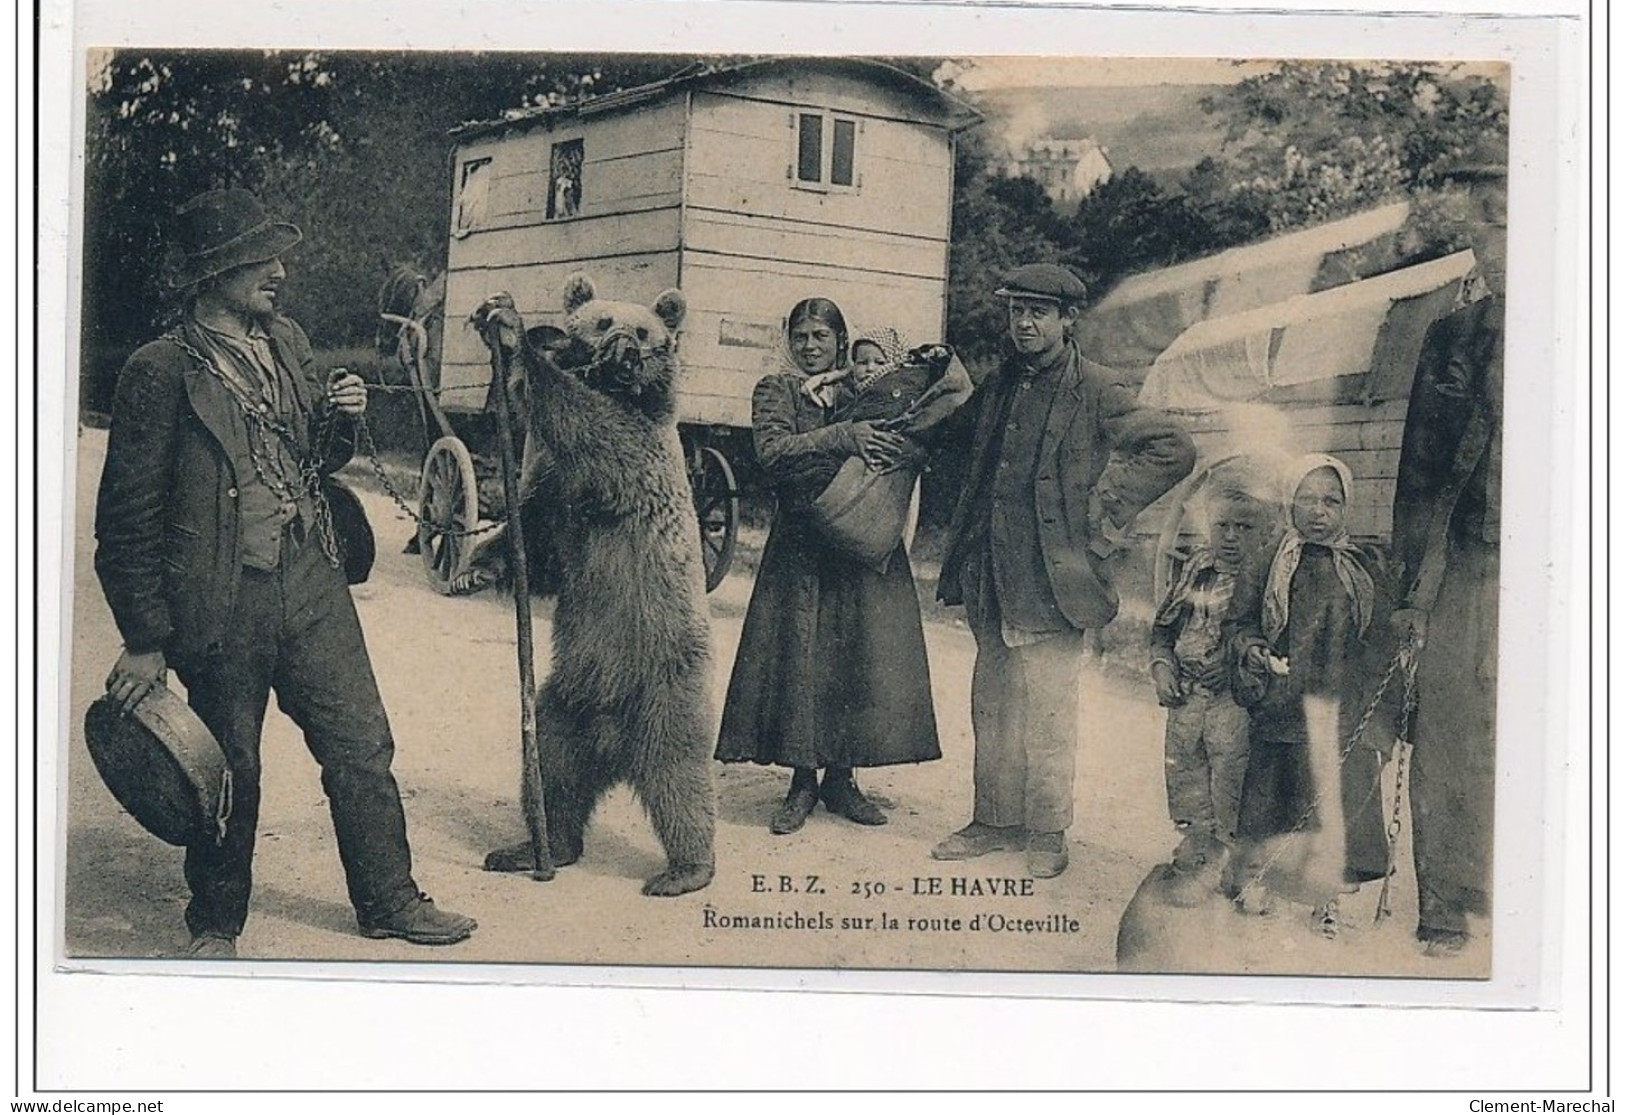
[1410,540,1499,938]
[963,557,1088,834]
[174,529,419,938]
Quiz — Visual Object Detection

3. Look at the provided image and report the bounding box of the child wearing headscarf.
[1148,460,1280,903]
[1225,454,1387,937]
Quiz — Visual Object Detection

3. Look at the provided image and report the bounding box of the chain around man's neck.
[191,300,259,342]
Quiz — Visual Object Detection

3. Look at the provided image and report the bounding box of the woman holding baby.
[714,296,972,834]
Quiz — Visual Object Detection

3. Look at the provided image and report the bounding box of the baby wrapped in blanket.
[800,326,973,492]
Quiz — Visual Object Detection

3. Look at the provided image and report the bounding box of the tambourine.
[83,686,231,848]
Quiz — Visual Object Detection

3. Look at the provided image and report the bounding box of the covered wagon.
[405,56,980,594]
[1126,244,1480,598]
[1075,201,1414,373]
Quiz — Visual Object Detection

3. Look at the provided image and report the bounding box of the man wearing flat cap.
[94,188,476,956]
[1388,159,1507,956]
[932,262,1196,878]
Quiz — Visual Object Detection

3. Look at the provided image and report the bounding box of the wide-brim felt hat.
[164,188,302,290]
[994,262,1089,305]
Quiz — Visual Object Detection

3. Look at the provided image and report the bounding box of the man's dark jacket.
[1389,294,1503,611]
[94,315,356,665]
[938,343,1197,631]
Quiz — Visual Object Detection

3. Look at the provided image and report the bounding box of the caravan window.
[796,114,823,183]
[548,139,584,220]
[792,111,859,192]
[454,157,492,233]
[830,119,856,186]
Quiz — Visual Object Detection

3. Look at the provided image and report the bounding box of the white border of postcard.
[27,0,1596,1095]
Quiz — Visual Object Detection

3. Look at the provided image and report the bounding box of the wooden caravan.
[412,58,979,593]
[438,58,978,426]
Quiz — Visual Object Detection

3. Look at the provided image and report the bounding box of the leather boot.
[769,769,819,835]
[820,768,887,826]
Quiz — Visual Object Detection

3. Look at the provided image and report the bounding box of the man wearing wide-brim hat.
[94,188,476,956]
[931,262,1196,879]
[1387,158,1507,958]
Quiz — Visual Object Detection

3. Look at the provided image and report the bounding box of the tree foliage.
[83,52,339,358]
[1065,167,1243,293]
[80,51,712,408]
[943,127,1068,374]
[81,54,1506,414]
[1192,61,1507,231]
[943,60,1506,375]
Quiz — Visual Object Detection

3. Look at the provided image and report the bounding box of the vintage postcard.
[37,11,1588,1092]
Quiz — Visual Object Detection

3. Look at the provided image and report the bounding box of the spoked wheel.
[418,436,482,595]
[689,444,739,593]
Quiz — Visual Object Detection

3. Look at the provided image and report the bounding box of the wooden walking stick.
[475,293,555,882]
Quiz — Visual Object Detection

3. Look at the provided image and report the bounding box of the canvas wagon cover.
[1074,202,1412,371]
[1136,248,1476,412]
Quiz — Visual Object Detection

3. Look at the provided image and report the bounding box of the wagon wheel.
[418,436,482,595]
[690,445,738,593]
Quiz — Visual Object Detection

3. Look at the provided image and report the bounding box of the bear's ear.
[561,273,597,316]
[652,288,687,333]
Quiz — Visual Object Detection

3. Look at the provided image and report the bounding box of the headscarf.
[1262,453,1375,642]
[848,326,912,388]
[775,297,849,407]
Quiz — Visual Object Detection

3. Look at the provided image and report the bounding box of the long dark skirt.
[1237,735,1388,886]
[716,513,942,770]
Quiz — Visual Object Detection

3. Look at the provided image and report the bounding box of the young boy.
[1149,474,1276,904]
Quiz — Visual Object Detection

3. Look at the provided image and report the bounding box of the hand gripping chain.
[1238,635,1420,926]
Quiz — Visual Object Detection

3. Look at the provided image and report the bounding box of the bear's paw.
[642,862,715,898]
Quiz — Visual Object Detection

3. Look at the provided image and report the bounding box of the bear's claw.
[482,840,564,878]
[641,862,715,897]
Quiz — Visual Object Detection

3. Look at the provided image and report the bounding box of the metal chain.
[167,330,514,558]
[164,332,343,569]
[362,381,489,395]
[1373,644,1421,925]
[350,411,510,540]
[347,317,635,542]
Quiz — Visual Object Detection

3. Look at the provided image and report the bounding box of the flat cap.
[994,262,1089,304]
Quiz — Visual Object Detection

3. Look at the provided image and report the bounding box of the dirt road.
[60,428,1485,979]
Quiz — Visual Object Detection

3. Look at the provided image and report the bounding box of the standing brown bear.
[475,274,716,897]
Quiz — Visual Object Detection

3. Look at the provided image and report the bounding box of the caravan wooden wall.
[439,98,688,402]
[678,73,956,428]
[435,69,961,431]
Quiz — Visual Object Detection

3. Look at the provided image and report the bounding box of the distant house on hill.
[1005,136,1113,204]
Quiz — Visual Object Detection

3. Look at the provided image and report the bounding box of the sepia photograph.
[56,41,1536,989]
[25,0,1604,1095]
